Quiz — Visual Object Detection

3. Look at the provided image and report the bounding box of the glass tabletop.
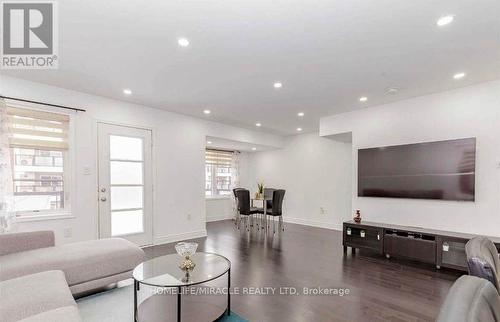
[133,252,230,287]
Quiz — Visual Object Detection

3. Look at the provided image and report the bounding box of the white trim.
[154,229,208,245]
[206,215,233,222]
[283,217,343,231]
[16,213,75,223]
[206,195,231,201]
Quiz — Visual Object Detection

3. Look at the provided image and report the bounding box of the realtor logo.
[1,1,58,69]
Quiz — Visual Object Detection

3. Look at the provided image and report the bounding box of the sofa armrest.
[0,231,55,256]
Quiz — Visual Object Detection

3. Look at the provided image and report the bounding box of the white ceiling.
[3,0,500,135]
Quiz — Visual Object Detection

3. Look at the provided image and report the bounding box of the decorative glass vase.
[175,242,198,281]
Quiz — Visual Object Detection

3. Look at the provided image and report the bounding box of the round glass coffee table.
[133,252,231,322]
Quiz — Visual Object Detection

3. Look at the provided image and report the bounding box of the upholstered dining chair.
[465,236,500,292]
[264,188,276,209]
[266,189,285,233]
[436,275,500,322]
[232,188,245,226]
[235,189,261,231]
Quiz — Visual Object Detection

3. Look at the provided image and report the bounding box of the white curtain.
[231,151,240,189]
[230,151,240,221]
[0,99,15,232]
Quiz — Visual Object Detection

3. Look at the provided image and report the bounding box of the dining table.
[250,196,272,231]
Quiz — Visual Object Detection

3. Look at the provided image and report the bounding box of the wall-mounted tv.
[358,138,476,201]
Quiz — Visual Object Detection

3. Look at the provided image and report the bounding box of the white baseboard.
[284,217,342,231]
[206,215,233,223]
[154,229,207,245]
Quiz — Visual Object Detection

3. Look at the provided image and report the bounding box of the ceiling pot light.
[296,127,302,132]
[123,89,132,95]
[437,15,454,27]
[297,112,304,117]
[252,147,257,151]
[359,96,368,102]
[453,72,466,80]
[255,123,262,127]
[203,109,211,115]
[207,141,212,144]
[177,38,190,47]
[273,82,282,89]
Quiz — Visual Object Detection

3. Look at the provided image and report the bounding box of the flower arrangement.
[256,182,264,198]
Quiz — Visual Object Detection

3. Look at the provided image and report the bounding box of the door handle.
[100,197,107,202]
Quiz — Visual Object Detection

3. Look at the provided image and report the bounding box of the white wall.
[1,75,286,244]
[320,80,500,236]
[206,198,234,222]
[245,133,352,230]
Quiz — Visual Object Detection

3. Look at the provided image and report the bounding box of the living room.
[1,1,500,322]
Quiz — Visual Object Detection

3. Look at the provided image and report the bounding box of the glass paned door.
[98,123,153,246]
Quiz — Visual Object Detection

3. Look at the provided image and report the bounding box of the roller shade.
[5,105,69,150]
[205,149,233,166]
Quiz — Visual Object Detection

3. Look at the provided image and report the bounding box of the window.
[205,149,235,196]
[6,106,70,215]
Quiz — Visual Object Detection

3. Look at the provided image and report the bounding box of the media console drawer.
[384,234,436,264]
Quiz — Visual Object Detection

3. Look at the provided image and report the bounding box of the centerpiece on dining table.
[255,182,264,199]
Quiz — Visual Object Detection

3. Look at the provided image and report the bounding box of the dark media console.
[343,220,500,271]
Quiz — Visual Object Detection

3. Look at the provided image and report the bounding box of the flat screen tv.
[358,138,476,201]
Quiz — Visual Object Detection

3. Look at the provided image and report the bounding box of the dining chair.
[266,189,286,233]
[264,188,276,210]
[232,188,245,226]
[235,189,261,231]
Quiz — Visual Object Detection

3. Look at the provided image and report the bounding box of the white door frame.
[97,122,154,246]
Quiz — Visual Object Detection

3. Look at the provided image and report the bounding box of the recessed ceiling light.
[453,72,466,80]
[255,123,262,127]
[207,141,212,144]
[177,38,190,47]
[203,109,211,115]
[252,147,257,151]
[297,112,305,117]
[123,89,132,95]
[437,15,454,27]
[273,82,282,89]
[359,96,368,102]
[296,127,302,132]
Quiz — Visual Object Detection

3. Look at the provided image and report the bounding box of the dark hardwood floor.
[143,220,462,322]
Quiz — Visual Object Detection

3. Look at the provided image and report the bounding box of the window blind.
[5,106,69,150]
[205,149,233,166]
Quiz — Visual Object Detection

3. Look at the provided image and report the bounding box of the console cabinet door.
[436,236,468,271]
[343,224,383,254]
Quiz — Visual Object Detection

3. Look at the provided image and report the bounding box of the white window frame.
[6,103,75,221]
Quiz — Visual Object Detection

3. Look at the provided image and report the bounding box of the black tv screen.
[358,138,476,201]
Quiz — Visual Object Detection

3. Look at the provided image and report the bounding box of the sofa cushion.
[0,270,77,322]
[436,275,500,322]
[18,306,81,322]
[0,238,145,286]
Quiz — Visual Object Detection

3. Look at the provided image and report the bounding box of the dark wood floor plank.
[143,220,461,322]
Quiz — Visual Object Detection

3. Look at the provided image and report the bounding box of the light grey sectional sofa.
[1,270,81,322]
[0,230,145,322]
